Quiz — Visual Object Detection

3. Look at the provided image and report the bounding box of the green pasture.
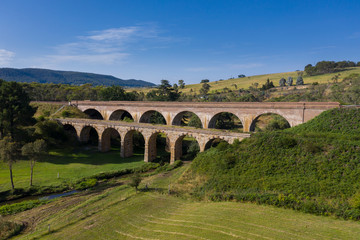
[11,166,360,240]
[0,148,145,192]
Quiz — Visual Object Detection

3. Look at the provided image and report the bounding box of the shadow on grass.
[40,147,146,165]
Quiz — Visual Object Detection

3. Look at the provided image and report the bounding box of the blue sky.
[0,0,360,84]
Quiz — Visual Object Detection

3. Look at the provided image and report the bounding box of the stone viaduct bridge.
[57,118,250,163]
[72,101,340,132]
[56,101,340,163]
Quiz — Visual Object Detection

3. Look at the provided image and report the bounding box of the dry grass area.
[127,67,360,95]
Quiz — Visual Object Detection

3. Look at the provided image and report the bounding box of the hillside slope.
[175,107,360,220]
[8,166,360,239]
[127,67,360,94]
[181,67,360,94]
[0,68,156,87]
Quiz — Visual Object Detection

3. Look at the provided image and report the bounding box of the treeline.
[21,83,140,101]
[305,60,360,76]
[20,81,180,102]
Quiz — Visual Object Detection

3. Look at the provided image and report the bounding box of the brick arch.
[146,130,171,162]
[208,111,244,129]
[84,108,104,120]
[171,111,203,128]
[100,127,120,152]
[122,129,146,158]
[204,137,228,150]
[249,111,292,132]
[79,125,100,145]
[173,133,201,161]
[139,110,167,125]
[63,124,78,140]
[109,109,134,121]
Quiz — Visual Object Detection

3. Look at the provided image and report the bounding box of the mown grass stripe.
[127,222,210,240]
[142,217,249,239]
[116,230,160,240]
[145,215,277,240]
[161,211,306,240]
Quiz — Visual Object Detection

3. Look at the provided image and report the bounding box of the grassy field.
[127,67,360,94]
[6,165,360,240]
[0,148,145,192]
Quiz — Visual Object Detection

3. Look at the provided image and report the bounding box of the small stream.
[39,190,78,201]
[0,190,79,206]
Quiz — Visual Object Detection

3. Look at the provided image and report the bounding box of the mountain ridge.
[0,68,156,87]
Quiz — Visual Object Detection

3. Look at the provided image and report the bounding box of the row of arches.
[63,124,227,163]
[83,108,291,132]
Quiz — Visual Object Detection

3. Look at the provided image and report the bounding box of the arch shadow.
[204,138,227,150]
[101,128,121,152]
[109,110,134,122]
[84,109,103,120]
[172,111,203,128]
[80,126,99,146]
[250,113,291,132]
[139,110,167,125]
[208,112,243,131]
[174,134,200,161]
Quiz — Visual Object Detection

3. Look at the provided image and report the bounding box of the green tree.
[178,80,185,89]
[146,80,180,101]
[0,80,36,139]
[200,79,210,83]
[0,137,18,190]
[279,78,286,87]
[100,85,127,101]
[296,76,304,85]
[129,172,142,192]
[21,139,47,186]
[287,77,293,86]
[260,79,275,90]
[199,83,211,96]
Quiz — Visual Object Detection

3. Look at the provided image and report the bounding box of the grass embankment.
[0,148,145,193]
[128,67,360,94]
[5,165,360,240]
[174,108,360,220]
[31,102,88,119]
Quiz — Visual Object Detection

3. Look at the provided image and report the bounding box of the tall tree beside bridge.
[0,79,36,139]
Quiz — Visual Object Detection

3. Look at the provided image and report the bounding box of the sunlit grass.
[0,147,145,192]
[11,166,360,240]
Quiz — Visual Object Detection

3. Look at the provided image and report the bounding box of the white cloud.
[46,53,129,64]
[85,27,140,41]
[39,24,166,67]
[0,49,15,66]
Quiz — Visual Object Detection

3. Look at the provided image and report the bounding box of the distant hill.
[0,68,156,87]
